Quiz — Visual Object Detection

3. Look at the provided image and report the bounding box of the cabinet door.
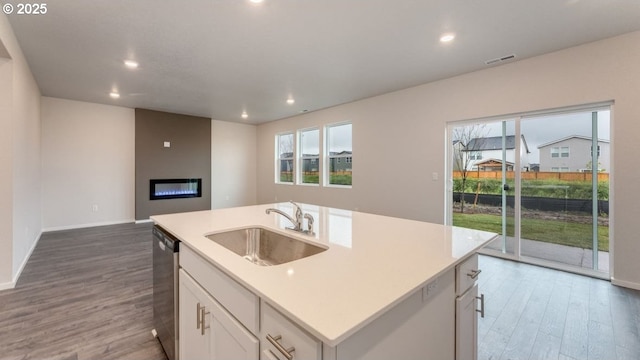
[455,284,478,360]
[180,269,259,360]
[209,298,259,360]
[179,270,211,360]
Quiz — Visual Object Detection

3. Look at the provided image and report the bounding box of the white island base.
[152,204,495,360]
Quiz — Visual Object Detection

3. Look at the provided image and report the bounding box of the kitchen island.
[151,203,497,360]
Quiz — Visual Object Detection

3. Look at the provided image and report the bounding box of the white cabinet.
[179,269,259,360]
[178,243,482,360]
[180,269,210,360]
[455,254,484,360]
[456,284,478,360]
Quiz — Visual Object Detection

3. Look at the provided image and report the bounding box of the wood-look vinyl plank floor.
[478,255,640,360]
[0,223,166,360]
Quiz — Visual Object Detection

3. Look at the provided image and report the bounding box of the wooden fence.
[453,171,609,182]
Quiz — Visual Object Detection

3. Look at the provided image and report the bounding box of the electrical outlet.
[432,172,438,181]
[92,204,99,212]
[422,278,439,302]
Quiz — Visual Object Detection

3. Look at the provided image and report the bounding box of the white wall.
[257,31,640,288]
[211,120,257,209]
[41,97,135,230]
[0,46,13,286]
[0,13,41,288]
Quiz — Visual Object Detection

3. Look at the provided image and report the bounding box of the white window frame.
[275,132,295,184]
[298,128,320,186]
[325,122,353,188]
[560,146,570,158]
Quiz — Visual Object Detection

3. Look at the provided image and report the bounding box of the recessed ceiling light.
[286,97,295,105]
[241,111,248,119]
[124,60,139,69]
[440,33,456,43]
[249,0,264,3]
[109,92,120,99]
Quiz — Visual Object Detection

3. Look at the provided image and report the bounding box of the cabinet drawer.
[456,253,480,296]
[260,301,321,360]
[181,245,259,334]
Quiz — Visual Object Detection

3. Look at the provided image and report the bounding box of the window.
[551,147,569,158]
[326,123,352,186]
[276,133,294,183]
[299,128,319,185]
[469,151,482,160]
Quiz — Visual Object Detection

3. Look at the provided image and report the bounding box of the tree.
[452,124,488,213]
[585,160,605,172]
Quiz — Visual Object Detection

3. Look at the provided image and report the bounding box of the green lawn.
[329,174,352,185]
[453,213,609,251]
[280,173,352,185]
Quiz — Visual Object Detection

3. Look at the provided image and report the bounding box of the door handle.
[200,305,210,335]
[197,302,201,329]
[476,293,485,318]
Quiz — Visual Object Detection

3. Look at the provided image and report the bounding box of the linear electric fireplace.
[150,178,202,200]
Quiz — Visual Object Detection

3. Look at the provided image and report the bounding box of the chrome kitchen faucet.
[266,201,315,235]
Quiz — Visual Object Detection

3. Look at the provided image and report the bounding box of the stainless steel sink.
[205,228,327,266]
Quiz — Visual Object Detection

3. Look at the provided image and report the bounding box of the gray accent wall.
[135,109,211,220]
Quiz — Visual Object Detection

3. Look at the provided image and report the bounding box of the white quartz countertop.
[151,203,497,346]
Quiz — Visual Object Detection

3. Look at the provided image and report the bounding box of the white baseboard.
[0,281,15,291]
[42,219,135,232]
[0,230,42,291]
[611,277,640,291]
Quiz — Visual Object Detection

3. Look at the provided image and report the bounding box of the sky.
[296,123,352,155]
[468,110,610,163]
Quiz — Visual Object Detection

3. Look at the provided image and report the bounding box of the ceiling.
[7,0,640,124]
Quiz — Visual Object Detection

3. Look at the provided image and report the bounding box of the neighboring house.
[452,140,465,171]
[460,135,531,171]
[538,135,610,172]
[279,152,294,173]
[301,154,319,172]
[329,151,353,172]
[281,151,351,172]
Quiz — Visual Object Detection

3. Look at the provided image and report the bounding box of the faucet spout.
[265,201,309,233]
[265,208,299,230]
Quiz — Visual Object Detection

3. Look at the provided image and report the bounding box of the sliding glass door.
[447,106,610,275]
[449,119,516,258]
[518,110,610,273]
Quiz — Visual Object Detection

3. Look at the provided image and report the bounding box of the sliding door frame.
[446,101,614,279]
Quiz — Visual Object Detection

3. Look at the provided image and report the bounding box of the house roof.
[465,135,531,153]
[474,158,515,166]
[537,135,611,149]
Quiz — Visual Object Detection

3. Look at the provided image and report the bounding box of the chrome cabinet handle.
[266,334,295,360]
[467,269,482,279]
[196,302,202,329]
[476,293,485,318]
[200,306,210,335]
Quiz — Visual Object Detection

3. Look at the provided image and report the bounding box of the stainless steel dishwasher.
[152,225,179,360]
